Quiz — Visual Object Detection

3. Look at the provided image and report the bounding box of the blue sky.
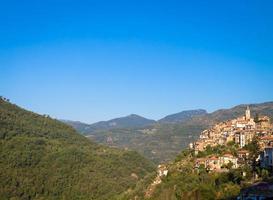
[1,0,273,123]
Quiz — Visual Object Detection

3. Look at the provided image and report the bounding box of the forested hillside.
[158,109,207,123]
[0,98,155,200]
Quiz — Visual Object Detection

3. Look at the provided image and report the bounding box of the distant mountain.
[63,114,156,134]
[0,98,155,199]
[63,110,208,134]
[60,119,94,133]
[158,109,207,123]
[91,114,156,130]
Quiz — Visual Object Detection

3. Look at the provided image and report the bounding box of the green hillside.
[0,98,155,200]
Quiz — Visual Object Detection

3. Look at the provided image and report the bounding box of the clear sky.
[1,0,273,123]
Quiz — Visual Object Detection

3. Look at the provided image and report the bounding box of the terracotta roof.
[222,153,234,157]
[259,116,270,120]
[208,156,219,160]
[260,136,273,140]
[238,150,249,153]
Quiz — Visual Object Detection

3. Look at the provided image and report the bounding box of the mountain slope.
[0,98,155,200]
[90,114,155,131]
[158,109,207,123]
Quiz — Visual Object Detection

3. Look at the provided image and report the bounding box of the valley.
[64,102,273,164]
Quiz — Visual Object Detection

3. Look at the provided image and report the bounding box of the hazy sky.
[1,0,273,123]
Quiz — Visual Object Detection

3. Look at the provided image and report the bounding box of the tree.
[261,169,269,180]
[226,162,234,170]
[254,113,259,123]
[245,137,260,179]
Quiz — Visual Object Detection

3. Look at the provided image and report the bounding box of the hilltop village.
[190,106,273,171]
[143,106,273,199]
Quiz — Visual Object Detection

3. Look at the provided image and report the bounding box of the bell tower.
[245,106,251,120]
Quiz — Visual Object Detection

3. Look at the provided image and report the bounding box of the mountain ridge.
[63,114,156,134]
[62,109,209,134]
[91,113,156,129]
[158,109,208,123]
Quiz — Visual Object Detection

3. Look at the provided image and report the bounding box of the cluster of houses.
[195,153,237,172]
[189,106,273,171]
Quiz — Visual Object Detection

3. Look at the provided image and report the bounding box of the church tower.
[245,106,251,120]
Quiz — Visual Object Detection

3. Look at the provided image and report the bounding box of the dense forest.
[0,98,155,200]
